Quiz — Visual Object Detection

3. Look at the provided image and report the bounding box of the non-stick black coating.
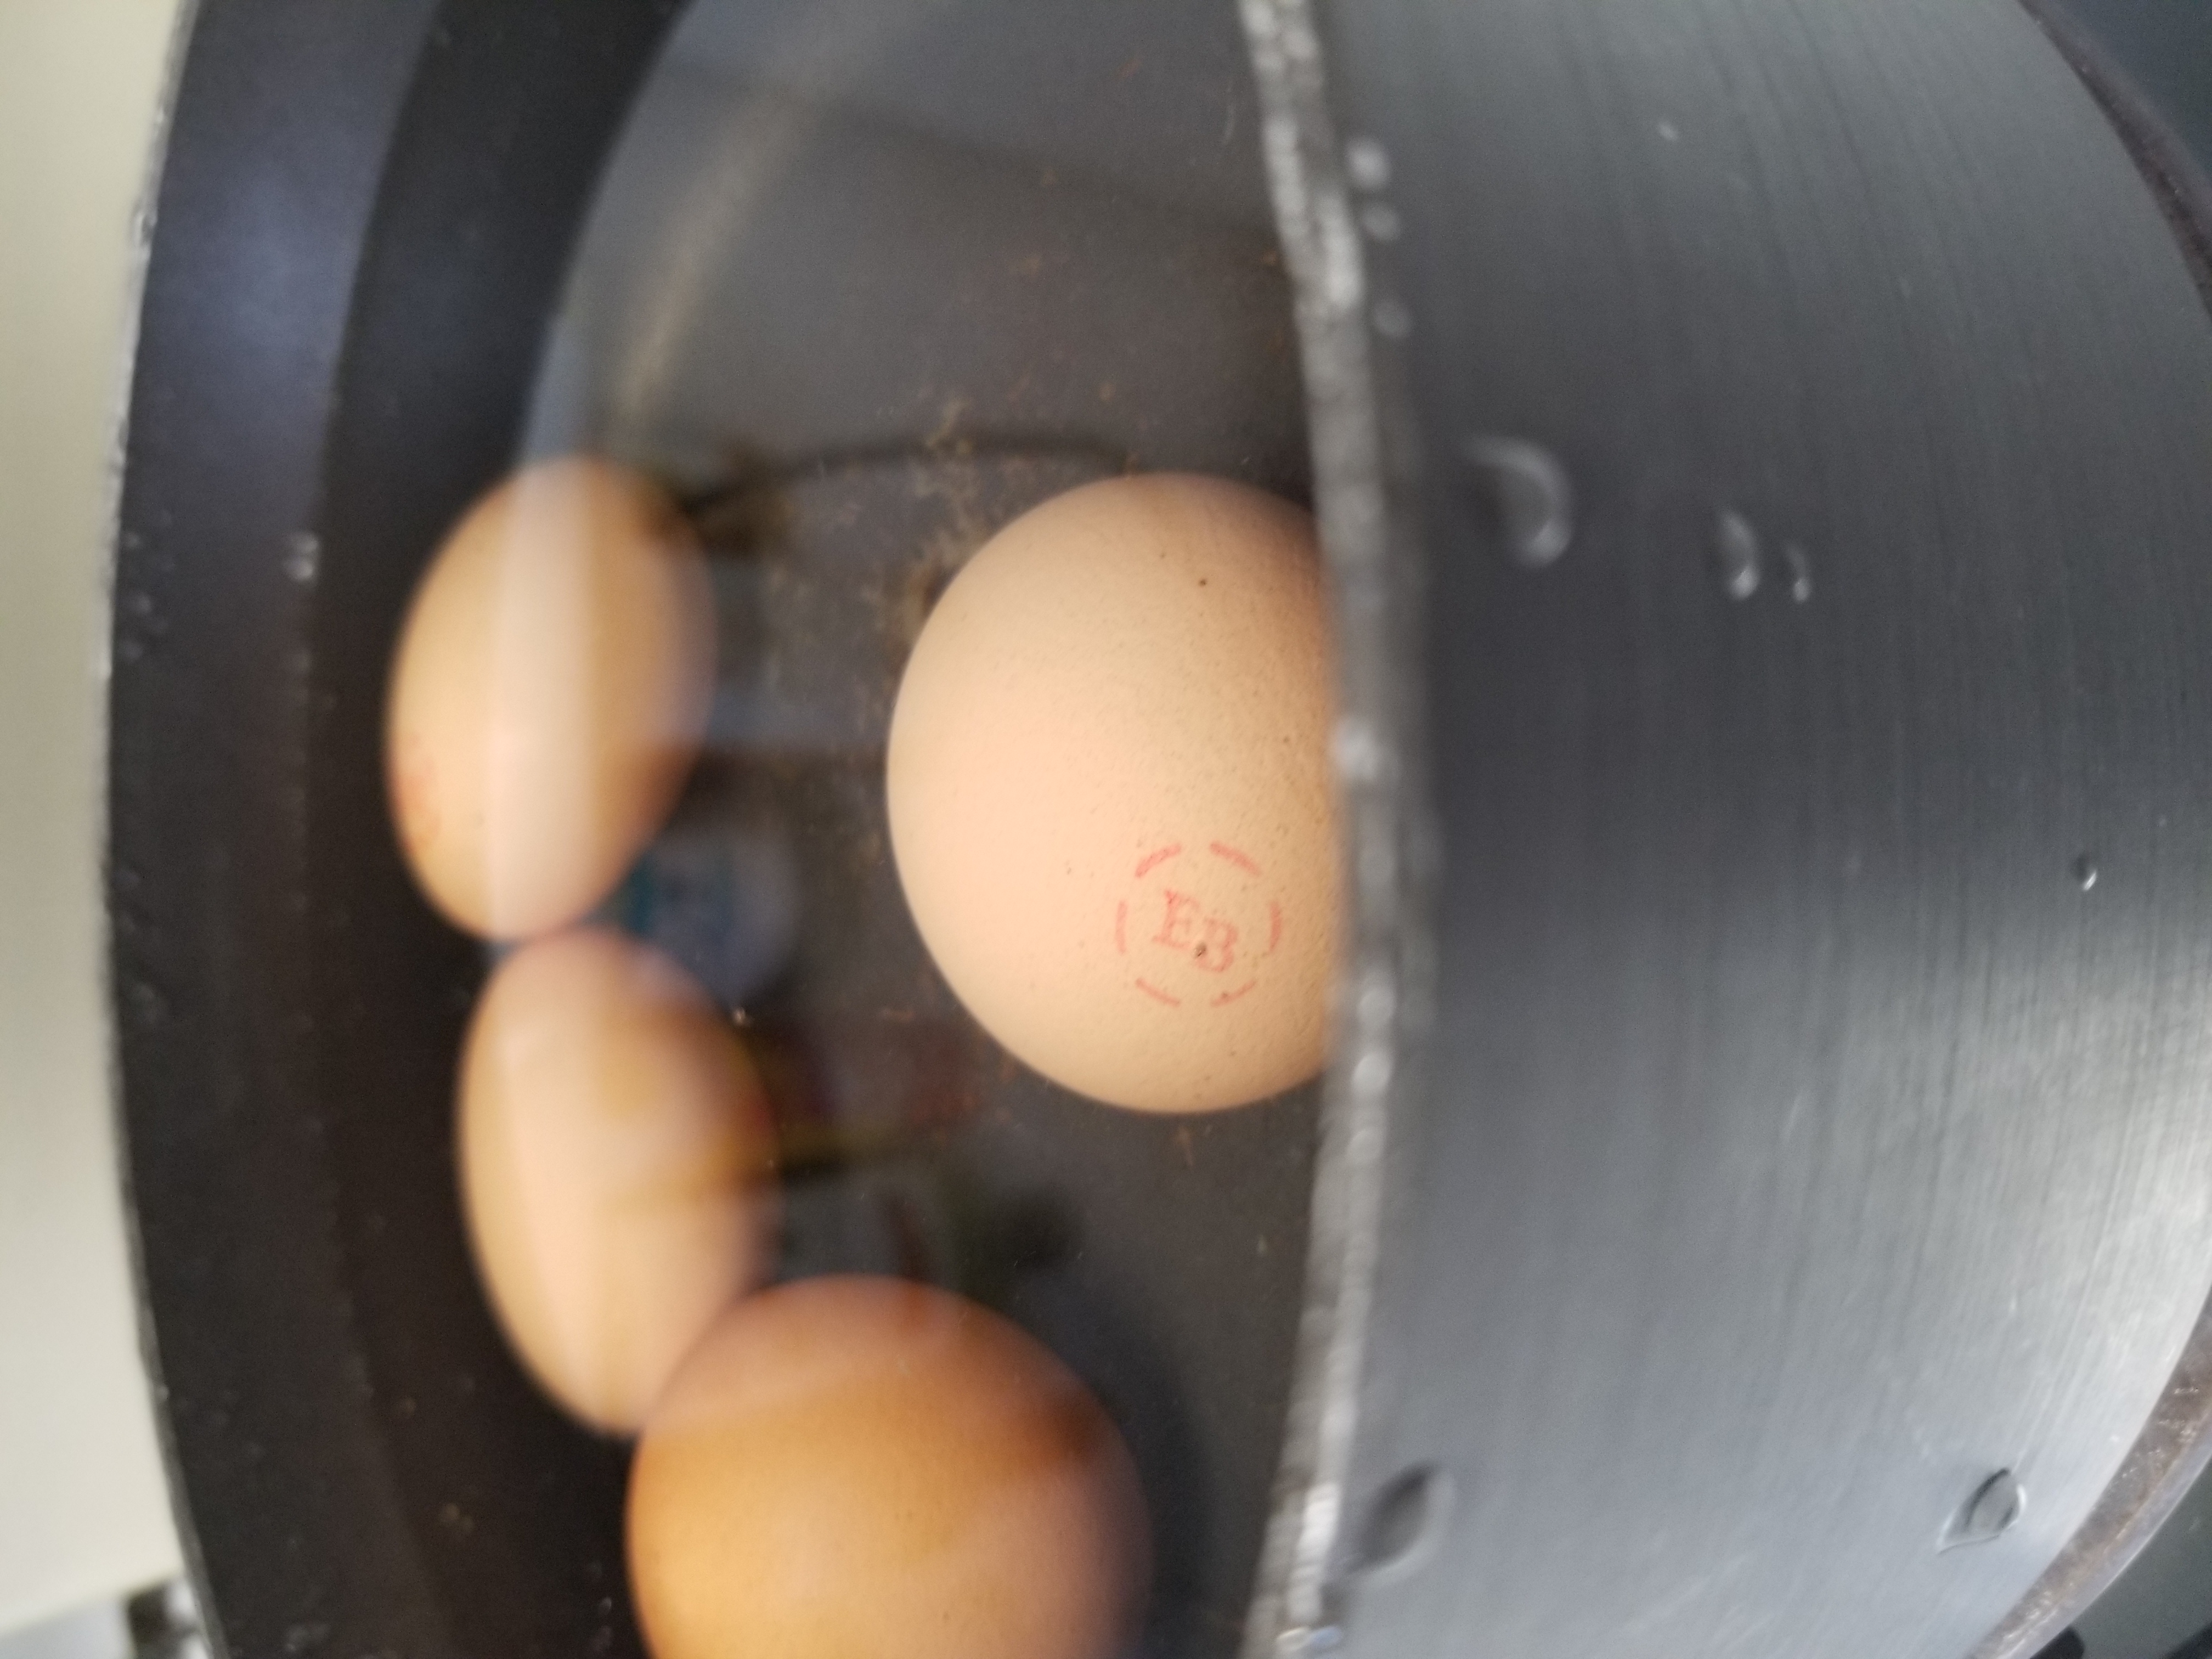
[1315,0,2212,1655]
[112,5,683,1656]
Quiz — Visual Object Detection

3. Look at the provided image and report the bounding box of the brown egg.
[386,456,714,940]
[887,473,1339,1113]
[627,1277,1149,1659]
[459,927,776,1435]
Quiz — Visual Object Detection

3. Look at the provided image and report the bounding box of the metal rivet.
[1944,1469,2025,1549]
[1355,1463,1456,1582]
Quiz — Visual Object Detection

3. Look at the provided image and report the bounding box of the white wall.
[0,0,189,1633]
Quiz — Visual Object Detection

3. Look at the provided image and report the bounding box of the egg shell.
[386,456,714,940]
[459,927,777,1435]
[627,1276,1149,1659]
[886,473,1339,1113]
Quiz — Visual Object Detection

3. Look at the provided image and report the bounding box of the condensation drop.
[1784,543,1813,603]
[1715,510,1762,600]
[1358,201,1402,241]
[285,531,321,585]
[1332,718,1389,785]
[127,978,172,1024]
[1465,436,1573,568]
[1357,970,1397,1030]
[1345,136,1392,191]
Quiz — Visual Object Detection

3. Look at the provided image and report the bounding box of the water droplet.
[1371,298,1412,339]
[1784,543,1813,602]
[1944,1469,2024,1549]
[284,1622,331,1655]
[1332,718,1389,785]
[1345,136,1392,191]
[127,978,172,1025]
[153,1578,200,1633]
[1714,509,1762,600]
[1359,837,1397,891]
[1355,1464,1456,1582]
[1352,1052,1394,1098]
[1358,201,1402,241]
[1465,436,1574,568]
[1657,119,1681,143]
[1357,970,1397,1030]
[1349,1121,1385,1165]
[285,531,321,584]
[2073,853,2098,891]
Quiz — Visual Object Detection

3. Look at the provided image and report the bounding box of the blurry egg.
[887,473,1338,1114]
[386,456,714,939]
[459,927,776,1434]
[627,1276,1148,1659]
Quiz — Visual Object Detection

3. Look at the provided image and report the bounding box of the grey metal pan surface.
[1246,0,2212,1655]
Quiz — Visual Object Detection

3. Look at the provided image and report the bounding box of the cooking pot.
[110,2,2212,1656]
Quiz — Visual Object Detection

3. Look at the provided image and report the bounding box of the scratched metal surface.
[1305,1,2212,1656]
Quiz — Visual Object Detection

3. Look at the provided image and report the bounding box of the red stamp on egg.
[1115,838,1283,1011]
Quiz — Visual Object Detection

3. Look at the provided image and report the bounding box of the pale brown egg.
[459,927,776,1435]
[386,456,714,940]
[627,1276,1148,1659]
[886,473,1339,1114]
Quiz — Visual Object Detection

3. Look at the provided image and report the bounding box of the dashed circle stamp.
[1114,838,1283,1011]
